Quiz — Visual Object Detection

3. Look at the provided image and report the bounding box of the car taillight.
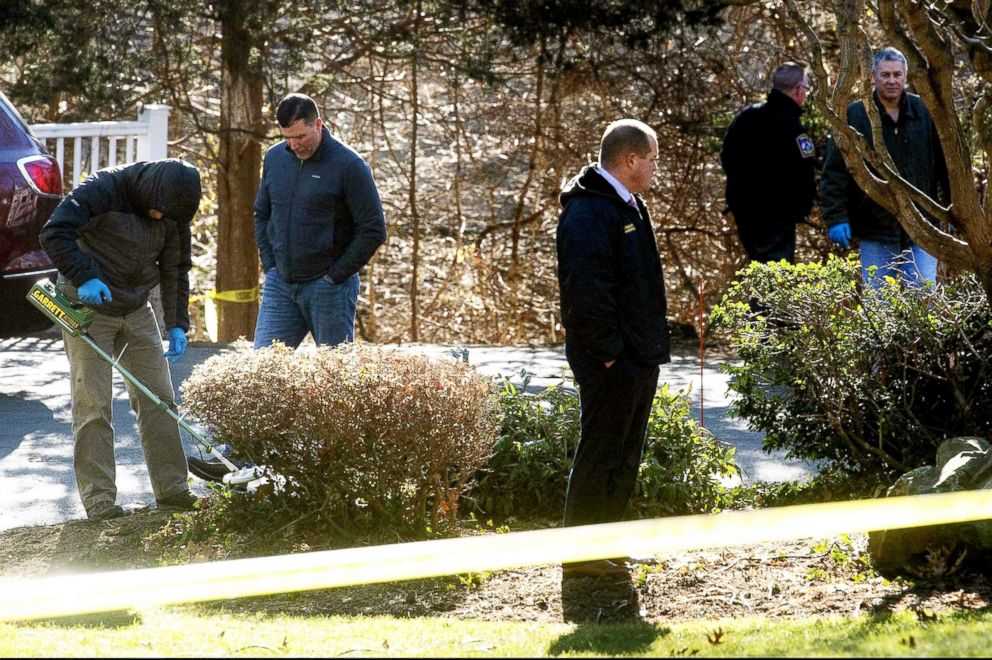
[17,155,63,197]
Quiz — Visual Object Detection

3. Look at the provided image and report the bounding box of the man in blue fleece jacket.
[254,93,387,348]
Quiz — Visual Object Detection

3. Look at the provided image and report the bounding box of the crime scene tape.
[0,489,989,622]
[189,287,258,304]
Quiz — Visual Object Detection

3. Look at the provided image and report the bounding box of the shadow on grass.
[865,570,992,617]
[550,572,665,656]
[549,620,665,657]
[191,575,476,620]
[41,610,140,629]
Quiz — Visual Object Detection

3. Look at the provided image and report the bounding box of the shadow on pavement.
[0,394,54,461]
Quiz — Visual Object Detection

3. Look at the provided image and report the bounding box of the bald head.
[599,119,657,168]
[598,119,659,195]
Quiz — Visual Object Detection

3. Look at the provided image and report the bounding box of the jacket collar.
[282,125,334,162]
[766,88,804,116]
[560,165,626,207]
[872,90,918,122]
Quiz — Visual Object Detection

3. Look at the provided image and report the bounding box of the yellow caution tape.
[189,287,258,304]
[0,489,989,622]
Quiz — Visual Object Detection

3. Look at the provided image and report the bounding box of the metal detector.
[27,279,262,486]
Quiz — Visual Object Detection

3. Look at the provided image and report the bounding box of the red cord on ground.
[699,279,705,429]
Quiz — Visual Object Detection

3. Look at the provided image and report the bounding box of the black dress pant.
[736,215,798,264]
[563,357,660,527]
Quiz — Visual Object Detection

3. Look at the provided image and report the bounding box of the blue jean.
[859,238,937,290]
[254,269,360,349]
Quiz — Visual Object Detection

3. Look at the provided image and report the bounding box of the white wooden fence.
[29,104,171,190]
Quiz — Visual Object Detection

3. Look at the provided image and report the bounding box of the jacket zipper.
[285,157,304,277]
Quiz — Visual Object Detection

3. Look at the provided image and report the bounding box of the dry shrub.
[180,343,500,534]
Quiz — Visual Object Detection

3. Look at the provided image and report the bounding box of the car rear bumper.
[0,267,58,337]
[1,267,58,282]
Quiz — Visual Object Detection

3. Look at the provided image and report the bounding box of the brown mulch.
[2,510,989,624]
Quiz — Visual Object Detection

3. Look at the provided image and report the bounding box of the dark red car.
[0,90,62,336]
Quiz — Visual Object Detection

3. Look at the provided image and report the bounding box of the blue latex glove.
[827,222,851,249]
[77,278,112,305]
[164,327,188,363]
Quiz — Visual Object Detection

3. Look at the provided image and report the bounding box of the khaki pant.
[63,304,189,514]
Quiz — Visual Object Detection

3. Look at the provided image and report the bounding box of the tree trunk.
[408,0,422,342]
[215,0,262,341]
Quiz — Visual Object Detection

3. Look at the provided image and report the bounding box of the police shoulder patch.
[796,134,815,158]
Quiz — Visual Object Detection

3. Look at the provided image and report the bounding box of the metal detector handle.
[78,332,240,473]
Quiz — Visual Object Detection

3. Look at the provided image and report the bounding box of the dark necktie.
[627,196,642,222]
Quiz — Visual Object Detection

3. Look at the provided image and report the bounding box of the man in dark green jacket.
[40,158,201,520]
[254,93,386,349]
[557,119,669,578]
[820,47,948,288]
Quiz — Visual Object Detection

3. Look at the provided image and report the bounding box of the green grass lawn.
[1,607,989,657]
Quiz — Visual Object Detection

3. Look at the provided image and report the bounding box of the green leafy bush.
[180,343,500,536]
[720,468,883,511]
[711,254,992,478]
[469,378,738,520]
[633,383,739,518]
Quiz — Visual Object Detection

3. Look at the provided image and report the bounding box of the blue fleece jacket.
[254,127,386,283]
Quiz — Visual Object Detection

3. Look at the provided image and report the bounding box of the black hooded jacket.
[39,159,201,331]
[556,166,670,371]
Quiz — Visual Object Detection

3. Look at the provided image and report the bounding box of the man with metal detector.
[39,158,201,520]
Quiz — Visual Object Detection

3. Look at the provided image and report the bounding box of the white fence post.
[137,104,171,161]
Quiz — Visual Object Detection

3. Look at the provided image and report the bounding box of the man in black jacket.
[720,62,817,264]
[40,159,201,520]
[820,47,948,288]
[254,93,387,349]
[557,119,669,578]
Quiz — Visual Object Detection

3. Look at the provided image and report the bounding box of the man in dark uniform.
[556,119,670,578]
[720,62,817,264]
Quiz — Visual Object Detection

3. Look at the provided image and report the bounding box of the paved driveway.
[0,331,817,532]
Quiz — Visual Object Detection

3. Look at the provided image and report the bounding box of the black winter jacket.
[254,127,387,284]
[39,159,201,331]
[557,166,670,371]
[720,89,817,224]
[820,92,948,242]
